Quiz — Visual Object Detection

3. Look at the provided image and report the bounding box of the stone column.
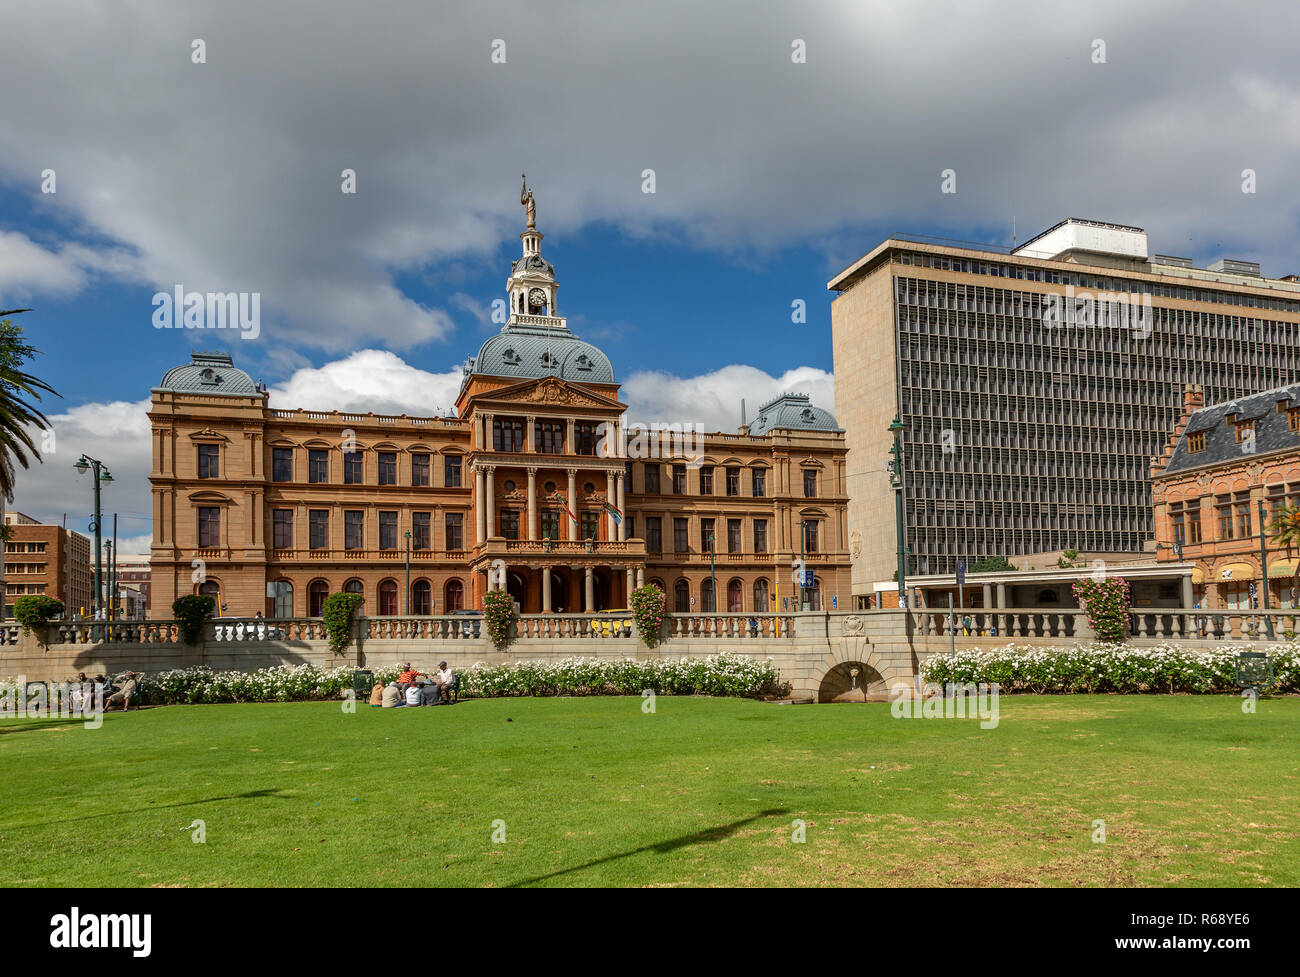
[527,467,538,540]
[474,466,486,544]
[636,567,644,588]
[485,466,496,539]
[982,583,992,608]
[542,566,552,612]
[606,470,616,539]
[1181,572,1194,610]
[995,582,1006,608]
[584,566,594,611]
[616,471,627,541]
[625,567,634,602]
[567,468,578,540]
[525,415,535,452]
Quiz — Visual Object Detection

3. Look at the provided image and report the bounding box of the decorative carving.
[841,615,865,636]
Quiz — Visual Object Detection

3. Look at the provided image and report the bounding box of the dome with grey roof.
[748,392,841,435]
[468,323,615,384]
[511,253,555,279]
[156,351,260,396]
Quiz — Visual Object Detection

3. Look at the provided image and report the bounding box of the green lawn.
[2,695,1297,887]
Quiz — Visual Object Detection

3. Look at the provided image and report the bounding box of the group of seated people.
[68,671,145,712]
[370,661,455,708]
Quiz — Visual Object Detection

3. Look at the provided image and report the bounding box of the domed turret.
[156,351,260,397]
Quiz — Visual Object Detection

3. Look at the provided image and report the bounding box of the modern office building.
[830,218,1300,603]
[1,511,93,617]
[147,189,850,618]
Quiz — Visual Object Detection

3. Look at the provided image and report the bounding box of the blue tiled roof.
[157,351,259,396]
[468,323,615,384]
[748,393,841,435]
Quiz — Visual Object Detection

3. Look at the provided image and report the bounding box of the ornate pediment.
[483,375,623,411]
[189,427,230,443]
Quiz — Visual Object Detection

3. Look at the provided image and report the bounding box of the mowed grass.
[2,695,1298,887]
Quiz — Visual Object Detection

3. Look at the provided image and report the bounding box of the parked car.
[592,608,634,638]
[448,609,483,638]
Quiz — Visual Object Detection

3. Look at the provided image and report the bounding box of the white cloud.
[619,364,835,433]
[267,350,464,415]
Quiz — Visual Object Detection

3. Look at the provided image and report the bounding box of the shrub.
[1073,576,1130,642]
[483,589,515,648]
[921,642,1300,694]
[171,595,215,645]
[12,595,64,637]
[321,592,365,655]
[630,583,667,647]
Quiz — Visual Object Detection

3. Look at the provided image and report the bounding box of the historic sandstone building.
[149,189,849,619]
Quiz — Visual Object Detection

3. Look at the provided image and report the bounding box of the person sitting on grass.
[404,682,423,708]
[368,682,385,707]
[418,676,442,707]
[435,661,454,698]
[381,682,403,708]
[105,671,145,712]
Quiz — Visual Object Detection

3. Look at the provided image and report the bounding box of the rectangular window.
[197,444,219,479]
[344,452,363,484]
[754,519,768,553]
[344,510,364,550]
[1290,409,1300,433]
[673,517,689,553]
[272,508,293,549]
[644,464,660,494]
[541,510,560,540]
[379,511,397,550]
[198,506,220,548]
[412,512,431,550]
[444,454,462,487]
[309,510,329,549]
[494,417,525,452]
[624,516,634,539]
[580,510,599,540]
[574,422,598,456]
[1217,498,1233,540]
[1188,431,1206,454]
[752,468,766,497]
[725,467,740,496]
[378,451,397,485]
[701,518,715,551]
[646,516,662,553]
[1235,420,1255,444]
[803,469,818,498]
[727,518,741,553]
[411,453,430,486]
[534,421,565,453]
[700,466,714,494]
[272,447,293,482]
[500,508,520,541]
[1186,508,1202,544]
[1236,498,1252,537]
[309,449,329,483]
[672,464,686,494]
[804,520,819,553]
[444,512,463,551]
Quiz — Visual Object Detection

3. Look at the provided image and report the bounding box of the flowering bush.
[9,653,780,706]
[630,583,667,647]
[921,642,1300,694]
[1073,576,1131,641]
[171,595,215,645]
[483,589,515,648]
[321,592,365,655]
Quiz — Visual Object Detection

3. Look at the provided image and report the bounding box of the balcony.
[475,537,647,562]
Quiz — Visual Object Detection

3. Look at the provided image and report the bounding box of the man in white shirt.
[435,661,454,695]
[404,683,423,707]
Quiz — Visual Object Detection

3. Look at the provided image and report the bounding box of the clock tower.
[510,175,560,322]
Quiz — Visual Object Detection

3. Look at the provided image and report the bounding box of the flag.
[603,502,623,525]
[956,559,966,586]
[552,492,576,523]
[1249,580,1257,609]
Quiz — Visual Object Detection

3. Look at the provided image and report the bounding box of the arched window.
[308,579,329,617]
[271,580,293,618]
[753,578,770,612]
[413,579,432,615]
[701,578,715,613]
[649,577,666,593]
[378,579,398,616]
[343,579,364,595]
[445,579,464,612]
[197,580,222,613]
[674,579,690,613]
[727,578,743,612]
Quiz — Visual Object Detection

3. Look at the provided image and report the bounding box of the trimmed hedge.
[921,642,1300,694]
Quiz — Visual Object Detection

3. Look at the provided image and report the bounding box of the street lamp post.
[887,418,906,610]
[73,455,113,619]
[1259,499,1275,639]
[104,540,114,620]
[798,518,807,611]
[404,530,412,615]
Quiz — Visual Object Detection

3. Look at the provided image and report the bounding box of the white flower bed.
[921,642,1300,694]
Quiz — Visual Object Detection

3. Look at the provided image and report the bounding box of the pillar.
[606,470,616,540]
[542,566,552,611]
[485,466,496,539]
[626,567,634,603]
[1181,573,1194,609]
[982,583,992,608]
[527,467,538,541]
[584,566,594,611]
[475,466,486,544]
[616,471,626,541]
[995,583,1006,608]
[567,468,578,540]
[636,567,644,588]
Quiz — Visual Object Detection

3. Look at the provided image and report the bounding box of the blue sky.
[3,0,1298,550]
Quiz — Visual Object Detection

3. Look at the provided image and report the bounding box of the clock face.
[528,288,547,309]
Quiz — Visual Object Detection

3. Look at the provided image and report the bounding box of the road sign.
[832,595,837,609]
[802,570,814,588]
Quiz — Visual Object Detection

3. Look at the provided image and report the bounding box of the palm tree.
[1268,504,1300,623]
[0,309,59,616]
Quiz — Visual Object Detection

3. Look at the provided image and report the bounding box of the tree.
[1269,504,1300,609]
[0,310,60,619]
[1057,548,1080,569]
[970,555,1017,574]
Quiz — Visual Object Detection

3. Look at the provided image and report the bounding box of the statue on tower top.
[521,174,536,230]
